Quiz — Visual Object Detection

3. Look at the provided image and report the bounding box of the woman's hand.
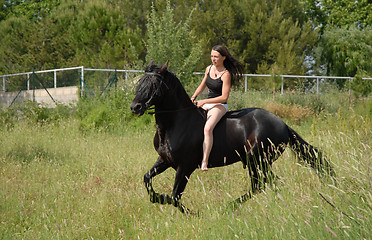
[196,99,206,108]
[191,96,197,103]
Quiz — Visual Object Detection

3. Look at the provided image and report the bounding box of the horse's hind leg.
[245,145,263,193]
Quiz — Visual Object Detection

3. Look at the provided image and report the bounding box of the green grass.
[0,92,371,239]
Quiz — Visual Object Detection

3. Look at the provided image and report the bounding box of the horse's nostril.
[130,102,143,113]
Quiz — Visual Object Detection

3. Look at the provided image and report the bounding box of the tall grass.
[0,91,370,239]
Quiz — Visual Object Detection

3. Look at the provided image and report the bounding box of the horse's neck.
[155,79,198,130]
[157,77,194,111]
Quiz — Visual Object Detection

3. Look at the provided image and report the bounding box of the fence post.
[81,66,84,97]
[281,76,284,95]
[316,77,319,94]
[54,70,57,88]
[27,73,30,90]
[244,75,247,92]
[348,77,352,105]
[2,76,5,92]
[32,69,36,102]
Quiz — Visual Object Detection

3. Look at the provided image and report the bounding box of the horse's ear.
[158,60,169,74]
[149,59,156,67]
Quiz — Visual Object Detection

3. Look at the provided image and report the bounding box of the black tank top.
[206,66,226,103]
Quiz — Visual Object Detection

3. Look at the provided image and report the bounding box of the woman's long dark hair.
[212,45,244,85]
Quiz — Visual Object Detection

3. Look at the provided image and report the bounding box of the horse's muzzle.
[130,102,146,116]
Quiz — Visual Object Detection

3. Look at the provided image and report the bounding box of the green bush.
[76,89,154,133]
[1,88,369,133]
[0,101,73,128]
[350,74,372,97]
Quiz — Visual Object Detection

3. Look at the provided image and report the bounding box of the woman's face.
[211,50,226,67]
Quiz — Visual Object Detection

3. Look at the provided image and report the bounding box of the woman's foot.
[201,162,208,171]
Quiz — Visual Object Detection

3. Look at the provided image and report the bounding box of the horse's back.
[226,107,289,142]
[210,107,290,167]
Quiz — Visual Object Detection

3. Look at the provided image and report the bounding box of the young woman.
[191,45,244,171]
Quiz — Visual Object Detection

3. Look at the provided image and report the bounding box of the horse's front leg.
[144,157,170,194]
[168,166,197,214]
[172,166,192,200]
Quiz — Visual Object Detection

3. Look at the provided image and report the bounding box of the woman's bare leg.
[201,105,226,171]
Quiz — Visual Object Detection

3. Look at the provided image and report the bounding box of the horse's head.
[130,60,169,116]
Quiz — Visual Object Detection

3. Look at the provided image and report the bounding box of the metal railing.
[194,72,372,94]
[1,67,371,94]
[0,67,144,96]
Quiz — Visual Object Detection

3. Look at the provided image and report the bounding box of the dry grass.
[265,101,314,123]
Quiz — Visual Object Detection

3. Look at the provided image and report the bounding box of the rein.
[146,105,197,115]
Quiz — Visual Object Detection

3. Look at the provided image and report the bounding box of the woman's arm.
[191,66,210,102]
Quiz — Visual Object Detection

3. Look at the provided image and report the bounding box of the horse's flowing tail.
[287,126,336,178]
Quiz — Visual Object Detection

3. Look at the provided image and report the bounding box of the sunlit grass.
[0,94,371,239]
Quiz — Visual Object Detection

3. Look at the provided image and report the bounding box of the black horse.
[130,61,334,213]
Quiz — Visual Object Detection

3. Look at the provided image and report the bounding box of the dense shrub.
[1,88,369,133]
[76,89,154,133]
[0,101,73,128]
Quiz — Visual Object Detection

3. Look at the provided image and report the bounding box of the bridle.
[142,72,199,115]
[144,72,168,109]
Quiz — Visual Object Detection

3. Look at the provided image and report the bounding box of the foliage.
[0,15,36,74]
[76,89,154,133]
[0,0,370,90]
[318,25,372,79]
[303,0,372,85]
[145,0,202,79]
[68,0,143,68]
[0,100,73,128]
[0,0,144,75]
[350,72,372,98]
[4,0,60,21]
[234,0,317,75]
[186,0,240,64]
[303,0,371,30]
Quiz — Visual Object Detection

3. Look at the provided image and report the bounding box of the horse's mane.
[141,64,191,104]
[164,70,192,104]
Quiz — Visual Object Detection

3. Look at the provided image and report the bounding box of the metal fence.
[193,72,372,94]
[0,66,144,95]
[1,66,371,95]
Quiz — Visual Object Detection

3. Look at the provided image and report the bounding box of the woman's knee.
[204,124,213,136]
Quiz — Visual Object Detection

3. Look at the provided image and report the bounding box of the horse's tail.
[287,126,335,178]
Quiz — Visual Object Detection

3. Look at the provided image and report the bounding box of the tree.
[302,0,371,30]
[306,0,372,87]
[0,15,35,74]
[145,0,202,82]
[316,25,372,90]
[68,1,143,69]
[0,0,13,21]
[188,0,240,67]
[234,0,317,78]
[0,0,145,89]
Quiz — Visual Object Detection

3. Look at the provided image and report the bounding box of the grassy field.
[0,91,371,239]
